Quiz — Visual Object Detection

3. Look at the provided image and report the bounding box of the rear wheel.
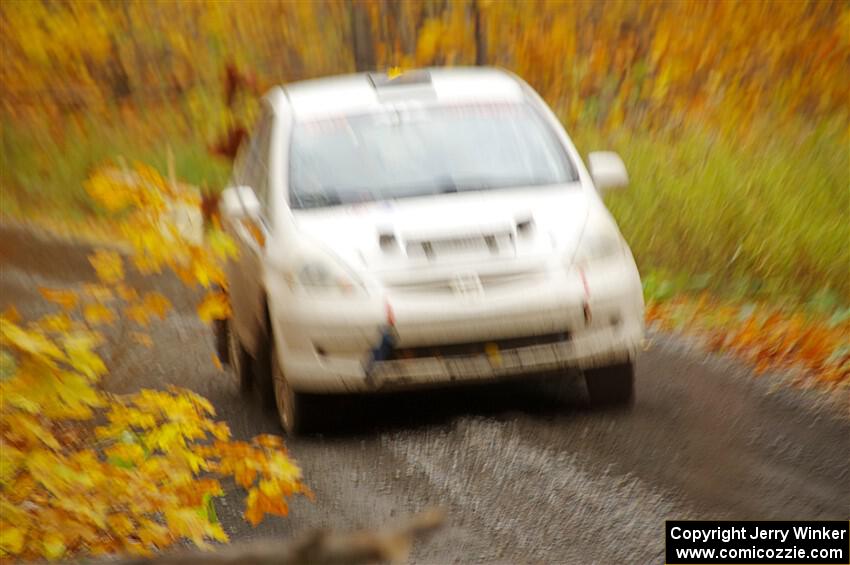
[270,334,308,436]
[226,319,252,393]
[584,361,634,407]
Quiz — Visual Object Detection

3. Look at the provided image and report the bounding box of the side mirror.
[588,151,629,193]
[220,186,262,220]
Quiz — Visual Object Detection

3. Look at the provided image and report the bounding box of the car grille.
[385,332,570,361]
[385,268,546,294]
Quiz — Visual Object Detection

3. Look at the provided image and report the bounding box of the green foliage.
[1,105,230,217]
[572,114,849,305]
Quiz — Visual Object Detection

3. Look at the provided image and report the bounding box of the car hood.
[291,185,592,275]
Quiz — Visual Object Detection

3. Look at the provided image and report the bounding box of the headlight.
[296,260,363,295]
[272,247,367,296]
[572,231,623,266]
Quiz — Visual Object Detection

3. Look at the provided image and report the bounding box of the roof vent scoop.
[367,69,432,88]
[368,69,436,103]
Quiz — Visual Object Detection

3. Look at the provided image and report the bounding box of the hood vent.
[378,229,398,252]
[405,231,515,261]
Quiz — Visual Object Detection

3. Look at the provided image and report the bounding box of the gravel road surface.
[2,224,847,564]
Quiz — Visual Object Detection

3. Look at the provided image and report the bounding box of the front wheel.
[584,361,635,407]
[226,319,252,393]
[270,335,308,436]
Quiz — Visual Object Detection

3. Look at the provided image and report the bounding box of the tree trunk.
[113,508,445,565]
[473,0,487,66]
[350,1,376,72]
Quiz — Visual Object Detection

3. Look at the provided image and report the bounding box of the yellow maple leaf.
[244,486,289,526]
[38,288,79,311]
[116,283,139,302]
[206,421,231,441]
[85,170,136,212]
[1,321,65,361]
[145,422,184,452]
[104,442,146,467]
[137,518,171,548]
[125,303,152,327]
[42,531,66,560]
[106,513,136,537]
[164,507,227,547]
[5,413,60,449]
[253,434,284,449]
[258,478,283,497]
[192,261,215,289]
[88,250,124,284]
[207,229,238,260]
[196,292,231,323]
[0,444,23,485]
[38,312,72,333]
[62,332,107,380]
[244,487,264,526]
[83,303,116,326]
[142,292,171,320]
[0,526,25,555]
[234,465,257,489]
[50,371,105,419]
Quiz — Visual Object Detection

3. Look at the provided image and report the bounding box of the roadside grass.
[2,104,847,313]
[570,114,849,307]
[1,103,230,219]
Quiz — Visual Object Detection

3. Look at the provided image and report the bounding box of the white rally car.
[218,67,644,434]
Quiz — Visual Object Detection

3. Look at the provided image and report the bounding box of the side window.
[226,110,274,236]
[253,116,273,209]
[230,135,250,188]
[241,112,273,210]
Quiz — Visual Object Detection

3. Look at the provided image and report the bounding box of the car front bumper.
[268,259,644,393]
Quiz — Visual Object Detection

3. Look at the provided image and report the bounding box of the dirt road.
[2,224,847,563]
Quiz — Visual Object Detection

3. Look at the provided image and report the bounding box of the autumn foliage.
[1,0,847,300]
[0,165,310,560]
[647,296,850,389]
[0,3,848,555]
[2,1,846,132]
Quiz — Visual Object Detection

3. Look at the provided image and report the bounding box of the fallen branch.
[119,508,446,565]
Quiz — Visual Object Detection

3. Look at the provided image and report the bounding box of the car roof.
[274,67,527,121]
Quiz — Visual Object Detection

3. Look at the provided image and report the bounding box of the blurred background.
[1,3,849,562]
[1,0,848,313]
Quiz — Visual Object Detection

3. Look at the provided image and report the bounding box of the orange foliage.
[647,295,850,389]
[2,1,846,138]
[0,165,307,561]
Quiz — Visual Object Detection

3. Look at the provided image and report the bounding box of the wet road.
[2,224,848,564]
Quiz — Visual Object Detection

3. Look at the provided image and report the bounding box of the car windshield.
[288,103,577,209]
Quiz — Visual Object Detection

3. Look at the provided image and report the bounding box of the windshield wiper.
[436,175,494,194]
[448,176,553,191]
[293,186,342,209]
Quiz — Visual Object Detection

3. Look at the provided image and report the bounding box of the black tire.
[214,318,230,365]
[252,326,277,411]
[270,336,309,436]
[226,319,252,393]
[584,361,635,407]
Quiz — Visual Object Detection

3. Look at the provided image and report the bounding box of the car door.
[224,106,274,356]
